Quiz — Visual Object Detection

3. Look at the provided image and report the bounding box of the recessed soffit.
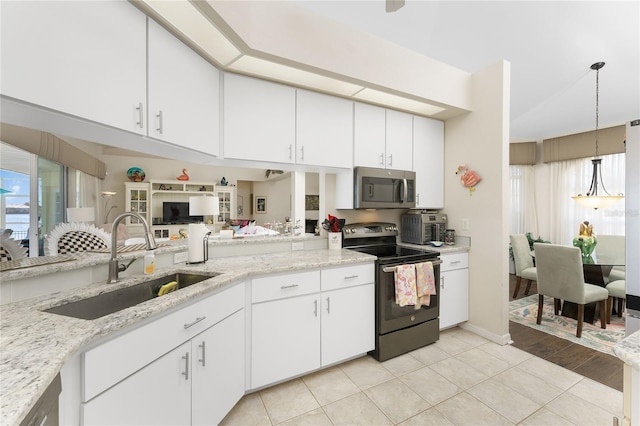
[132,0,471,120]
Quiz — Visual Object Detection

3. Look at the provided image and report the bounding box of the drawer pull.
[449,260,461,264]
[344,275,359,279]
[184,316,206,329]
[182,352,189,380]
[441,276,445,289]
[281,284,299,289]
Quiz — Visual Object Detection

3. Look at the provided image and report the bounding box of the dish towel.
[415,261,437,307]
[394,264,417,306]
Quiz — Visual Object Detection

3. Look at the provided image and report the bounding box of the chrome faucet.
[108,212,157,283]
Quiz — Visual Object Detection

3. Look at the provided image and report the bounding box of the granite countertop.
[1,233,322,282]
[0,247,374,426]
[398,241,471,254]
[613,329,640,370]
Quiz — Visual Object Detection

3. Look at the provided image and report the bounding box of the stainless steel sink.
[43,272,220,320]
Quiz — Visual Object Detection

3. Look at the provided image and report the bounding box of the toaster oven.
[401,211,447,245]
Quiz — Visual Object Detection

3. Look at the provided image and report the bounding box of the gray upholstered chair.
[533,243,608,338]
[605,280,626,323]
[509,234,537,298]
[596,235,625,282]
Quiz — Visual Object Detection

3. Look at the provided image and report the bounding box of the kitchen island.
[0,238,374,426]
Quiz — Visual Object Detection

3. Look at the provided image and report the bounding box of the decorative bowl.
[127,167,146,182]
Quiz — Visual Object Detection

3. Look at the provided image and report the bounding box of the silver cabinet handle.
[198,341,206,367]
[182,352,189,380]
[379,153,384,166]
[449,260,461,265]
[326,297,330,314]
[136,103,144,128]
[281,284,299,289]
[314,299,318,317]
[184,316,206,329]
[416,193,420,204]
[156,110,163,134]
[344,275,359,279]
[388,153,393,167]
[300,145,305,161]
[441,276,445,289]
[289,144,292,160]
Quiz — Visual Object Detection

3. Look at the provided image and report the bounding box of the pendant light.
[572,62,624,209]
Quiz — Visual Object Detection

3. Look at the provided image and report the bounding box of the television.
[162,202,203,224]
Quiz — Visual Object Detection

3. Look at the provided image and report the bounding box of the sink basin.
[43,272,220,320]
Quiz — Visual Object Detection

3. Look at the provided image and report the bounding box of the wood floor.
[508,274,623,392]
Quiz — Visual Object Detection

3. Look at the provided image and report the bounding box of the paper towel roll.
[188,223,208,263]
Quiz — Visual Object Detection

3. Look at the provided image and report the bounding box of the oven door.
[377,259,440,335]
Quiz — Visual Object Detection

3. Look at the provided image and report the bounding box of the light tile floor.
[220,328,623,425]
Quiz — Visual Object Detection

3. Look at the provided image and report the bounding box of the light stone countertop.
[613,329,640,370]
[0,247,375,426]
[398,241,471,255]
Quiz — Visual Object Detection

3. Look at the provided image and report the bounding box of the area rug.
[509,294,625,356]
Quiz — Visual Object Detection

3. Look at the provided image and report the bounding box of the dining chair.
[0,229,28,262]
[605,280,626,323]
[533,243,608,338]
[596,235,626,282]
[509,234,537,298]
[44,222,111,256]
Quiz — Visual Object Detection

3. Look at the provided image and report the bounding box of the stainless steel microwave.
[354,167,416,209]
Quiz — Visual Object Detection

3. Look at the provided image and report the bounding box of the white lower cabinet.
[82,341,192,425]
[321,283,375,366]
[251,263,374,390]
[252,293,321,389]
[81,283,245,425]
[439,253,469,330]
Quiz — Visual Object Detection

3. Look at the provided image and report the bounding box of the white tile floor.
[220,328,623,425]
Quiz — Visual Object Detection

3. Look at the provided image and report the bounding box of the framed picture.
[305,195,319,211]
[255,196,267,214]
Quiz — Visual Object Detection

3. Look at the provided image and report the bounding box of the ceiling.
[290,0,639,141]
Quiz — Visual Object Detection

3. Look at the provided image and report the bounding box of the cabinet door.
[192,310,244,426]
[251,294,320,389]
[223,73,296,163]
[413,116,444,209]
[1,1,147,134]
[321,284,375,366]
[385,110,414,170]
[296,89,353,168]
[148,19,220,155]
[439,268,469,330]
[354,103,386,168]
[215,188,236,225]
[82,342,191,426]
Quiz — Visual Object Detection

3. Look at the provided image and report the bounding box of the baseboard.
[459,322,512,345]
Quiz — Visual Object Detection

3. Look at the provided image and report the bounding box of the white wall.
[252,175,292,226]
[445,61,511,343]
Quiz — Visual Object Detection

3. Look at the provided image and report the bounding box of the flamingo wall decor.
[456,164,481,195]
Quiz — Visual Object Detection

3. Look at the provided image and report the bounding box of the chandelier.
[572,62,624,209]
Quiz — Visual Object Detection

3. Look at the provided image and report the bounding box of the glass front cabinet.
[124,182,150,236]
[215,187,236,226]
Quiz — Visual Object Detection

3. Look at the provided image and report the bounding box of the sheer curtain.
[509,165,538,236]
[549,153,625,245]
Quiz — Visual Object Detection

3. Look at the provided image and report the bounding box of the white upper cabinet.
[223,73,296,164]
[1,1,147,135]
[296,89,353,169]
[354,103,414,170]
[385,109,414,170]
[148,19,220,155]
[413,116,444,209]
[354,103,387,168]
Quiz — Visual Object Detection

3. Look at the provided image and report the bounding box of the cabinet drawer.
[83,282,244,401]
[252,270,320,303]
[439,253,469,272]
[321,263,374,292]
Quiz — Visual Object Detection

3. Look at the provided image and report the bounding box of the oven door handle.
[382,259,442,273]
